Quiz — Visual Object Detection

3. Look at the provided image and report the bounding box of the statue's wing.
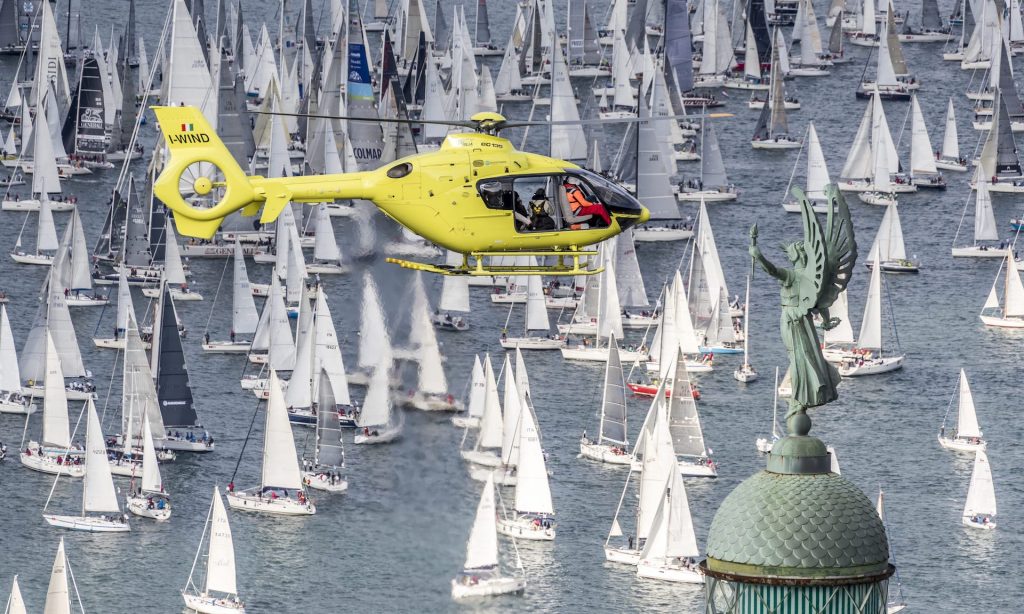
[794,188,827,313]
[817,185,857,310]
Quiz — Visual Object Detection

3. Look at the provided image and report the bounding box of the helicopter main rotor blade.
[502,113,734,130]
[253,110,477,129]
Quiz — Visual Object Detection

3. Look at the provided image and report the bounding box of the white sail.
[205,487,238,596]
[841,102,874,180]
[313,204,342,263]
[500,356,523,467]
[549,25,587,160]
[31,2,70,112]
[857,253,883,349]
[525,274,550,332]
[285,297,316,409]
[868,203,907,262]
[871,96,892,191]
[909,96,938,175]
[477,356,503,448]
[638,386,676,540]
[43,539,70,614]
[744,22,761,81]
[358,363,393,428]
[668,349,707,458]
[261,371,304,490]
[673,271,702,355]
[464,474,500,570]
[166,0,215,124]
[599,337,628,446]
[514,348,531,400]
[42,333,71,449]
[439,251,470,313]
[963,450,997,519]
[942,98,960,160]
[466,356,486,419]
[37,200,59,252]
[313,290,351,406]
[973,183,999,243]
[122,313,165,444]
[513,395,553,515]
[875,19,898,87]
[114,271,135,336]
[0,306,21,392]
[956,370,982,439]
[599,251,624,341]
[1003,253,1024,317]
[358,273,392,370]
[655,287,678,380]
[31,93,62,197]
[638,463,699,565]
[611,30,636,108]
[825,290,855,345]
[806,123,832,200]
[232,242,259,335]
[83,399,121,514]
[7,575,27,614]
[163,220,187,286]
[267,277,295,371]
[140,415,163,493]
[413,284,448,396]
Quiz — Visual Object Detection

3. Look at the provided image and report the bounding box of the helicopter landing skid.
[387,250,603,276]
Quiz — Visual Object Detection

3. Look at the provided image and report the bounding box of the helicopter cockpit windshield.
[478,171,640,234]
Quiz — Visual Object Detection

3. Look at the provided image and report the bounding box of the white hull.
[579,441,633,465]
[461,449,502,468]
[751,138,802,150]
[837,180,917,193]
[979,314,1024,328]
[679,459,718,478]
[497,516,556,541]
[1,199,76,212]
[935,160,968,172]
[490,292,526,304]
[499,336,565,350]
[108,458,144,477]
[986,183,1024,194]
[42,514,130,532]
[838,355,905,376]
[962,517,996,530]
[305,262,349,275]
[604,546,641,565]
[354,425,402,444]
[787,67,830,77]
[643,359,713,374]
[226,491,316,515]
[403,391,464,412]
[560,346,647,362]
[126,496,172,520]
[633,227,693,241]
[676,190,738,202]
[19,452,85,477]
[937,435,986,452]
[182,593,246,614]
[733,367,759,382]
[898,32,953,42]
[202,341,252,353]
[451,415,480,429]
[722,79,769,91]
[636,561,704,584]
[142,287,203,301]
[9,252,53,265]
[155,435,215,453]
[302,471,349,493]
[951,246,1007,258]
[0,393,34,414]
[23,385,95,401]
[451,575,526,599]
[93,337,151,349]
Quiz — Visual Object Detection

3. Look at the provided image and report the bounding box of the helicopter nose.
[638,206,650,224]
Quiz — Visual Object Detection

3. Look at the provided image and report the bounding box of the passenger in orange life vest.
[563,179,611,226]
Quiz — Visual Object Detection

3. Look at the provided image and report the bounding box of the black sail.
[155,285,199,427]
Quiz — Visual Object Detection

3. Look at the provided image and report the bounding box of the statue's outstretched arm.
[749,224,786,281]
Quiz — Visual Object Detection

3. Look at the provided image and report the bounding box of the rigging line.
[42,400,88,513]
[202,252,232,334]
[229,393,264,485]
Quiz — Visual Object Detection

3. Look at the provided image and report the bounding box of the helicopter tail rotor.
[152,106,259,239]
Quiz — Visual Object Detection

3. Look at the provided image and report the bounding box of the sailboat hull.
[678,459,719,478]
[461,449,502,467]
[561,346,647,362]
[94,337,152,350]
[20,452,86,477]
[676,190,738,202]
[935,160,968,172]
[837,355,905,376]
[986,183,1024,194]
[155,434,215,453]
[142,287,203,301]
[65,296,109,307]
[201,341,251,353]
[451,415,480,429]
[636,561,704,584]
[938,435,986,452]
[403,391,465,412]
[354,425,402,444]
[302,471,349,493]
[979,314,1024,328]
[751,138,802,150]
[579,441,633,465]
[451,575,526,599]
[500,336,565,350]
[126,496,172,520]
[182,593,246,614]
[305,262,349,275]
[42,514,130,532]
[1,199,76,212]
[0,392,34,414]
[962,516,996,530]
[9,252,54,265]
[604,546,642,565]
[497,516,556,541]
[226,491,316,515]
[951,246,1007,258]
[633,226,694,242]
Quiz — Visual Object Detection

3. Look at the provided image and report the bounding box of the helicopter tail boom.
[152,106,375,238]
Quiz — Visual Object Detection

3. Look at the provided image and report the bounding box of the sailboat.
[733,276,757,382]
[974,90,1024,193]
[43,398,130,532]
[665,349,717,477]
[142,219,203,301]
[855,9,912,100]
[348,273,393,386]
[899,0,953,41]
[686,201,743,355]
[580,336,632,464]
[460,355,503,466]
[866,203,919,272]
[936,99,968,171]
[402,273,462,410]
[605,378,674,565]
[561,249,646,362]
[227,370,316,515]
[451,474,527,599]
[183,487,246,613]
[301,369,348,493]
[305,204,347,274]
[858,94,900,206]
[876,489,909,614]
[633,78,692,241]
[782,123,831,213]
[496,389,555,541]
[432,251,471,330]
[951,182,1002,257]
[788,0,831,76]
[838,91,915,193]
[755,367,783,453]
[908,96,945,189]
[9,199,59,265]
[500,274,564,350]
[93,270,146,349]
[203,242,260,353]
[452,354,487,429]
[0,305,34,415]
[354,362,403,444]
[468,357,523,486]
[677,124,738,201]
[5,575,26,614]
[40,538,86,613]
[978,252,1024,327]
[636,462,704,584]
[125,416,171,520]
[19,333,84,477]
[938,369,986,452]
[837,253,906,376]
[751,33,801,150]
[962,449,997,529]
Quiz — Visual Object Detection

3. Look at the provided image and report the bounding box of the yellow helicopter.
[152,105,671,276]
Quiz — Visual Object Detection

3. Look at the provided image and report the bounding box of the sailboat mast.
[742,275,751,365]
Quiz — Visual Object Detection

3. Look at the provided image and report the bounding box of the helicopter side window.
[558,176,611,230]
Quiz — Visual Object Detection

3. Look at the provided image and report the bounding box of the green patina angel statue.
[749,186,856,437]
